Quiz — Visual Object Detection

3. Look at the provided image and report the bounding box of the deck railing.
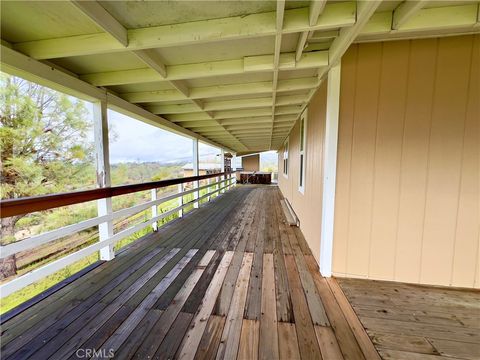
[0,172,236,297]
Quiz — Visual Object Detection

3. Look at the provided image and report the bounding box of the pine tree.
[0,74,94,278]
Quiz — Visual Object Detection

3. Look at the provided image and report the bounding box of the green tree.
[0,74,94,278]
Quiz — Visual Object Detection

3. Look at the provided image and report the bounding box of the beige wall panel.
[302,84,327,260]
[278,82,327,261]
[242,154,260,171]
[333,35,479,288]
[346,42,382,277]
[368,41,409,280]
[394,39,437,283]
[451,35,480,288]
[332,45,358,275]
[279,35,478,288]
[420,36,472,286]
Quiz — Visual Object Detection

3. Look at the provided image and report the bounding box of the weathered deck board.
[4,186,472,360]
[278,322,301,360]
[237,319,259,360]
[194,315,226,360]
[258,253,279,360]
[338,277,480,360]
[216,252,253,360]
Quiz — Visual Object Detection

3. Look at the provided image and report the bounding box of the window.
[299,111,307,193]
[283,138,289,177]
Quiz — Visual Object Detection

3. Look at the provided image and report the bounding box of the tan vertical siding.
[278,82,327,261]
[242,154,260,171]
[333,35,480,288]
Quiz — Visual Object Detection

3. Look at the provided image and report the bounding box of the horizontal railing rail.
[0,171,232,218]
[0,172,236,298]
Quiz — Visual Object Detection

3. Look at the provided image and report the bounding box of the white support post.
[93,99,114,261]
[220,149,225,194]
[151,188,158,232]
[320,63,341,277]
[232,154,237,189]
[193,139,199,208]
[178,183,184,218]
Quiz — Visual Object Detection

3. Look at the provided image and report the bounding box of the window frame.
[298,110,307,194]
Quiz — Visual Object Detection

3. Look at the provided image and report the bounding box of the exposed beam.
[80,50,329,86]
[121,77,317,103]
[185,118,297,132]
[14,2,356,60]
[296,1,328,62]
[310,0,329,26]
[359,4,479,41]
[328,1,382,64]
[220,114,297,126]
[270,0,286,150]
[132,49,167,78]
[70,0,128,46]
[167,105,303,122]
[143,86,302,117]
[295,32,310,62]
[392,0,427,30]
[147,95,306,114]
[310,30,339,40]
[228,123,292,131]
[0,45,235,153]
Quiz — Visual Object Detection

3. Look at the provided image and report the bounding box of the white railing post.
[220,149,225,194]
[178,183,184,218]
[151,188,158,231]
[207,177,211,201]
[193,139,199,208]
[93,98,114,261]
[231,154,237,191]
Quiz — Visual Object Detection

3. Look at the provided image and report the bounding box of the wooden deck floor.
[0,186,381,359]
[338,278,480,360]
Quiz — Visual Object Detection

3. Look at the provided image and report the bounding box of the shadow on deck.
[2,186,478,360]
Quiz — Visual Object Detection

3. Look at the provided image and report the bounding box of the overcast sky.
[108,110,217,164]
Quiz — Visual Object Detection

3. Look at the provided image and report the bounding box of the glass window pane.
[300,155,304,186]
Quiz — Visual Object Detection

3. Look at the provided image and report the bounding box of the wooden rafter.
[79,51,328,86]
[270,0,286,150]
[14,2,357,60]
[71,0,128,46]
[392,0,427,30]
[357,3,479,42]
[296,0,328,62]
[121,77,318,103]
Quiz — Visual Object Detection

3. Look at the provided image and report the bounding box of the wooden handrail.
[0,171,232,218]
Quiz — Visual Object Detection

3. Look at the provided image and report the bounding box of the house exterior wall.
[278,82,327,261]
[279,35,479,288]
[242,154,260,171]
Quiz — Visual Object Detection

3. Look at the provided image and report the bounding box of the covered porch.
[1,1,479,359]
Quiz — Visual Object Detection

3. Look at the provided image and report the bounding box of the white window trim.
[282,137,289,179]
[298,110,307,194]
